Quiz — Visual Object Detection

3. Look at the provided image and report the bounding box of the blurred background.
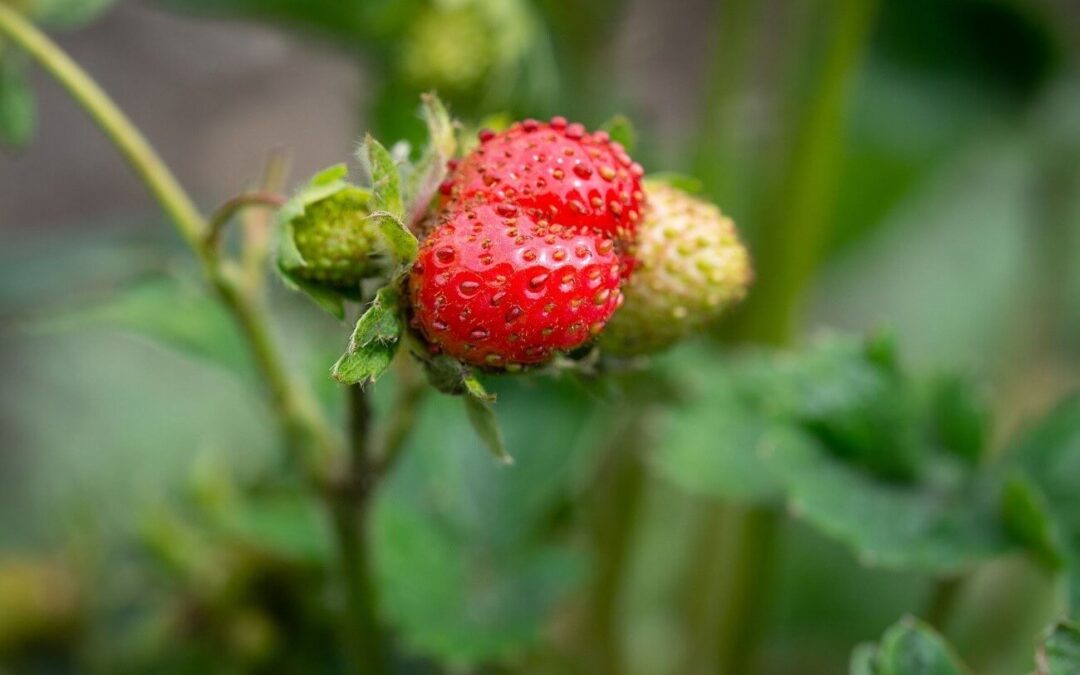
[1,0,1079,673]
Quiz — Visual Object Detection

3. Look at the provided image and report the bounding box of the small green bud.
[400,5,495,94]
[601,181,752,355]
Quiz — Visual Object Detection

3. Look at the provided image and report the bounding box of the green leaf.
[331,286,401,385]
[766,433,1012,572]
[851,616,969,675]
[1038,622,1080,675]
[1007,394,1080,615]
[372,378,604,664]
[601,113,636,152]
[361,134,404,220]
[26,273,251,379]
[652,390,785,504]
[367,211,418,264]
[0,52,35,149]
[464,393,512,465]
[1000,474,1065,570]
[645,173,704,194]
[927,374,989,465]
[215,492,333,563]
[653,337,1015,571]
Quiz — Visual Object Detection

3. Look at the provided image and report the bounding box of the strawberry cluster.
[409,118,646,368]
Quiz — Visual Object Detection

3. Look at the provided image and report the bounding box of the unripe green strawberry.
[277,166,392,309]
[600,182,751,355]
[289,187,385,289]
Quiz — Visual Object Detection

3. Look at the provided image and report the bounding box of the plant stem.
[730,0,879,344]
[924,575,964,631]
[683,1,878,673]
[379,356,428,471]
[682,504,779,675]
[328,385,388,674]
[582,410,650,675]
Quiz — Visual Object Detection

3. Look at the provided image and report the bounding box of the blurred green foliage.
[1,0,1079,673]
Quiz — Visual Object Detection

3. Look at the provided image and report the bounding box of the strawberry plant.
[1,1,1079,675]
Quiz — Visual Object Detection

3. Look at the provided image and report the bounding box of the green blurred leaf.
[361,134,404,221]
[331,286,401,385]
[216,493,333,563]
[851,616,969,674]
[0,51,34,149]
[1038,622,1080,675]
[766,430,1012,572]
[654,337,1015,571]
[26,274,251,379]
[1000,474,1065,570]
[927,374,990,465]
[601,113,636,152]
[373,379,605,664]
[1007,393,1080,615]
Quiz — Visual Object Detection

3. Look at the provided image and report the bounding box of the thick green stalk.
[582,411,651,675]
[732,0,879,344]
[329,385,388,674]
[684,1,878,673]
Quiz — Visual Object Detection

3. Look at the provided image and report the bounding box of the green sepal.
[367,211,418,267]
[331,285,402,386]
[463,393,512,465]
[417,353,511,463]
[403,93,456,229]
[601,113,636,152]
[360,134,405,221]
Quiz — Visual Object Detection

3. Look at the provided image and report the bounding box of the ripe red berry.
[409,203,625,369]
[444,118,646,246]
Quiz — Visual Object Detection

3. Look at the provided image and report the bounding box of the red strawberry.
[440,118,646,246]
[409,202,625,369]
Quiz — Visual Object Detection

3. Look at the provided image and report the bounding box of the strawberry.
[285,186,389,292]
[441,118,646,247]
[600,182,752,355]
[409,202,625,369]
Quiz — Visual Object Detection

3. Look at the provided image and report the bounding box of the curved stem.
[0,3,204,253]
[206,191,287,252]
